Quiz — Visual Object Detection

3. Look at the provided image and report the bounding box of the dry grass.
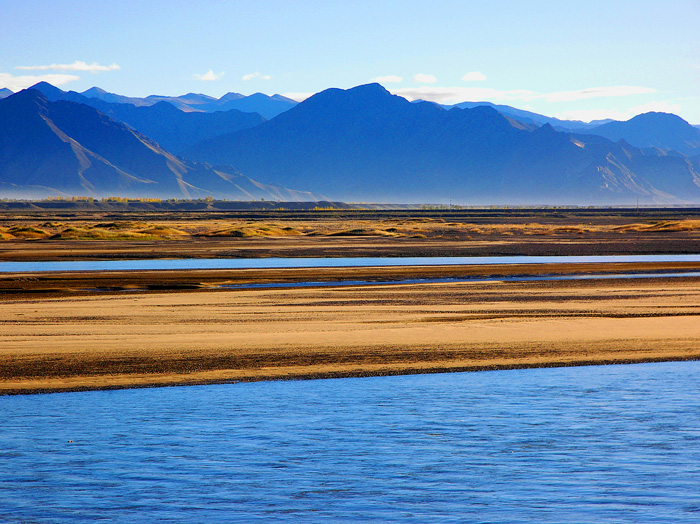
[2,216,700,243]
[198,223,302,237]
[7,226,49,239]
[50,225,189,240]
[138,226,189,237]
[613,220,700,232]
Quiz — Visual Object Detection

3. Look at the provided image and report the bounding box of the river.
[2,361,699,522]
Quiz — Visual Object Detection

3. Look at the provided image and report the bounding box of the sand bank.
[2,268,700,394]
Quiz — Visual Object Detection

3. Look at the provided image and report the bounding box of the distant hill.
[206,93,298,119]
[26,82,297,119]
[80,86,153,107]
[0,88,13,99]
[413,99,613,131]
[26,83,267,153]
[0,90,314,200]
[83,100,265,154]
[28,81,88,104]
[184,83,700,205]
[428,100,613,131]
[79,86,297,118]
[582,112,700,156]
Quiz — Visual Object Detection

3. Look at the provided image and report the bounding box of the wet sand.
[2,265,700,395]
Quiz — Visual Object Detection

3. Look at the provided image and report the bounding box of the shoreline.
[3,356,700,397]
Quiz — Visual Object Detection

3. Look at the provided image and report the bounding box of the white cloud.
[194,69,224,81]
[414,73,437,84]
[242,72,272,81]
[16,61,120,72]
[371,75,403,84]
[282,92,313,102]
[0,72,80,91]
[390,84,658,106]
[543,86,656,103]
[462,71,486,82]
[391,86,536,104]
[555,100,683,123]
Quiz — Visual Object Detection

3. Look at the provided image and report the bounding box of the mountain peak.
[303,83,398,109]
[631,111,690,125]
[82,86,108,96]
[220,92,245,102]
[6,87,49,106]
[532,122,557,135]
[348,82,392,96]
[585,111,700,155]
[28,81,64,94]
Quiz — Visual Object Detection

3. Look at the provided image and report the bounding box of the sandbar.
[2,267,700,395]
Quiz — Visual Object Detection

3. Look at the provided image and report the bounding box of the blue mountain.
[184,83,700,205]
[582,112,700,156]
[0,89,314,200]
[84,87,297,118]
[27,83,266,153]
[413,99,613,131]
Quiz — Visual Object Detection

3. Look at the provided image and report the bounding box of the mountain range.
[0,89,312,200]
[421,100,613,131]
[1,81,700,203]
[41,84,297,119]
[581,112,700,156]
[20,82,700,157]
[184,84,700,204]
[25,82,268,154]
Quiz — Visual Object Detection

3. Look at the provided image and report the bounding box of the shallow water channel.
[2,253,700,273]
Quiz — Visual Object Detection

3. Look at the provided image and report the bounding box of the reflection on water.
[2,254,700,273]
[2,362,700,522]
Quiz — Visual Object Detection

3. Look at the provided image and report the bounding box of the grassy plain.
[1,208,700,394]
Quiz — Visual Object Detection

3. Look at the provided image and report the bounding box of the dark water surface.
[2,362,700,523]
[2,254,700,273]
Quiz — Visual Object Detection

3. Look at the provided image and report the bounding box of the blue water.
[2,254,700,273]
[2,362,700,523]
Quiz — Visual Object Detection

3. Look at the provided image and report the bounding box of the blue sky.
[2,0,698,123]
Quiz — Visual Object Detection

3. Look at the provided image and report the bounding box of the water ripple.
[1,361,700,522]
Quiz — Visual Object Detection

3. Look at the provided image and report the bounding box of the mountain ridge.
[0,89,314,200]
[582,112,700,156]
[183,83,700,204]
[26,83,268,153]
[79,85,297,118]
